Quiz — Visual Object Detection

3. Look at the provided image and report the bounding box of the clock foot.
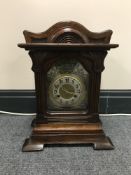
[22,138,44,152]
[93,136,114,150]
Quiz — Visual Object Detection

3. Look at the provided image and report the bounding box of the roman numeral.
[54,90,57,94]
[54,84,59,89]
[65,78,69,83]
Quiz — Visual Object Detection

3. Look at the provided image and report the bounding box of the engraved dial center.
[59,84,75,99]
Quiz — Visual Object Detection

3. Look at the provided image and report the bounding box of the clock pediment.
[23,21,113,44]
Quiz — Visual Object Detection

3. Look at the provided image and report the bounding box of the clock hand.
[61,87,75,95]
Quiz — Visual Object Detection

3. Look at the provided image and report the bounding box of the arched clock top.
[23,21,113,44]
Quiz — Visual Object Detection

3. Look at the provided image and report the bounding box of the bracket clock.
[18,21,118,151]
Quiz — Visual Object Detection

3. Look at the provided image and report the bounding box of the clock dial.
[47,58,89,111]
[48,74,86,108]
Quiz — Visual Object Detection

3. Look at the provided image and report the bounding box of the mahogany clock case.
[18,21,118,151]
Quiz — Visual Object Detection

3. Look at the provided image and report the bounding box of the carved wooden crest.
[23,21,112,44]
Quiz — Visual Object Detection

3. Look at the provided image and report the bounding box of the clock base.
[22,135,114,152]
[22,118,114,152]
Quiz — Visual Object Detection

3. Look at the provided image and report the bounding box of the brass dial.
[48,74,86,108]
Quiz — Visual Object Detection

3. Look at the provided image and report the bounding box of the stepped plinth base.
[22,119,114,152]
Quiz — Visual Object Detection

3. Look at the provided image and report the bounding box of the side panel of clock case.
[46,58,89,112]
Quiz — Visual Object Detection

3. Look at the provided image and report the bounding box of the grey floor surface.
[0,115,131,175]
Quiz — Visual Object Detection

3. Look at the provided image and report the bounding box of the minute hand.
[61,87,75,95]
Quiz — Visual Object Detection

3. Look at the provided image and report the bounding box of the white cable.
[100,113,131,116]
[0,110,130,116]
[0,110,36,116]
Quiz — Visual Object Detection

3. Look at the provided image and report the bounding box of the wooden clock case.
[18,21,118,151]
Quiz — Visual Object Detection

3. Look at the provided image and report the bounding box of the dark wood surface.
[18,21,118,152]
[18,43,118,50]
[22,21,113,44]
